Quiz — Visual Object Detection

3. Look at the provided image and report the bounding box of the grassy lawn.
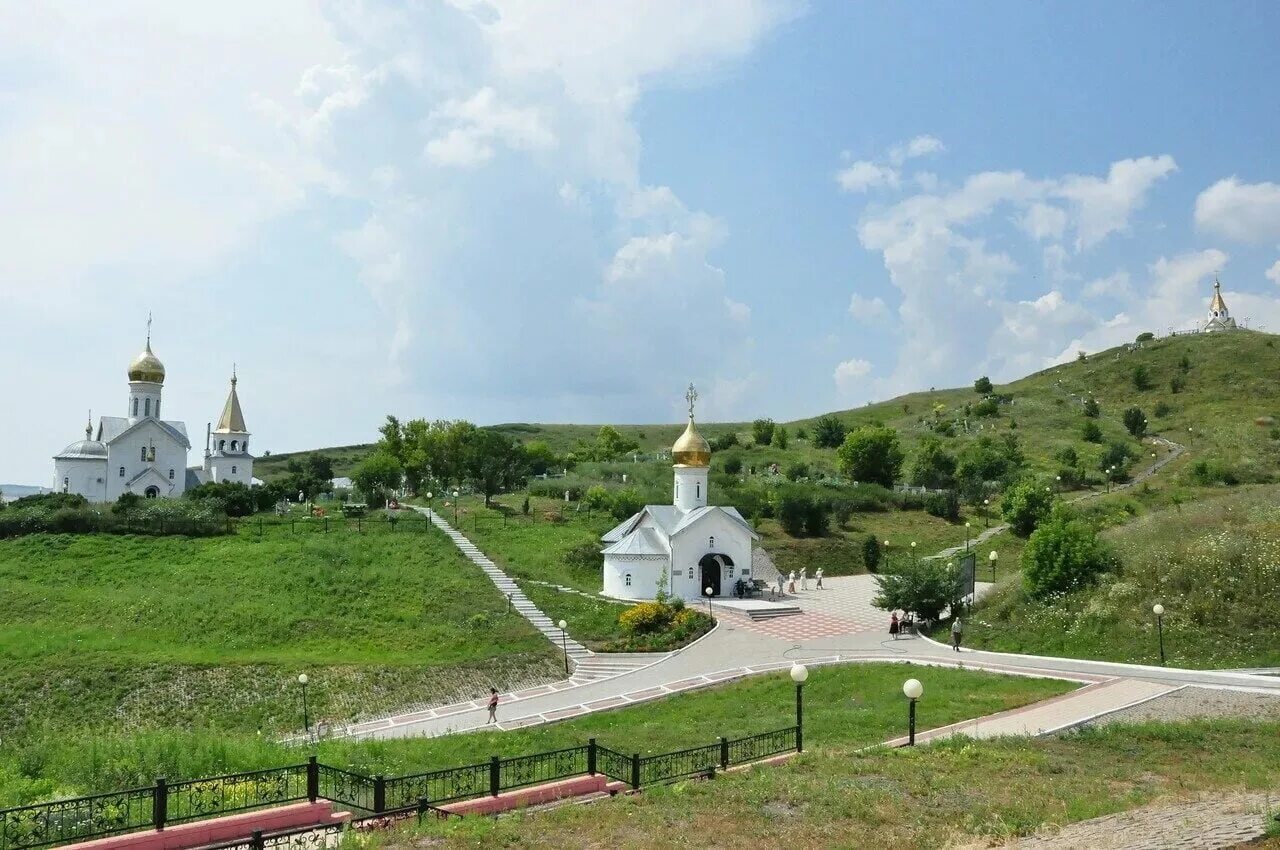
[964,484,1280,668]
[397,719,1280,848]
[0,529,558,739]
[0,663,1072,808]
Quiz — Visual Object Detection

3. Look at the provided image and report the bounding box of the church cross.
[146,312,153,346]
[685,383,698,419]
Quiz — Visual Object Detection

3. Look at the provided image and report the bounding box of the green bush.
[836,424,904,487]
[908,436,957,489]
[1135,331,1154,342]
[710,431,739,451]
[1188,459,1240,486]
[1081,421,1103,443]
[1170,375,1185,394]
[1022,513,1112,599]
[609,488,643,521]
[923,490,960,522]
[186,481,256,517]
[784,462,809,482]
[811,415,847,449]
[1154,401,1172,418]
[973,376,994,394]
[1001,479,1055,537]
[1123,407,1147,437]
[751,419,776,446]
[722,455,743,475]
[862,535,882,573]
[872,558,964,622]
[1083,397,1100,418]
[1131,365,1152,391]
[972,397,1000,418]
[771,426,789,449]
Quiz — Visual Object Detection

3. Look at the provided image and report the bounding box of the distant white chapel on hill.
[601,385,757,601]
[52,322,255,501]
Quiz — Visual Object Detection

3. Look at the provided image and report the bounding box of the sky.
[3,1,1280,485]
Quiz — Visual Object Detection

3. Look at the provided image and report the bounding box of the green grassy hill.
[0,526,559,740]
[260,331,1280,485]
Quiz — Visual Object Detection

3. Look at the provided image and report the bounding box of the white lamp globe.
[1152,604,1164,616]
[297,673,309,685]
[705,587,713,596]
[426,492,433,499]
[452,490,459,498]
[790,663,809,684]
[903,678,923,700]
[557,619,567,630]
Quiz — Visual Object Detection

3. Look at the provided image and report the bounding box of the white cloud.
[724,297,752,323]
[1056,155,1177,250]
[424,87,556,167]
[837,161,900,193]
[1267,261,1280,285]
[849,293,890,321]
[1195,177,1280,242]
[834,358,873,393]
[889,134,946,165]
[1083,271,1132,300]
[1018,203,1068,242]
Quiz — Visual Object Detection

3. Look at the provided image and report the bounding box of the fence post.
[489,756,501,797]
[416,797,429,824]
[719,736,729,770]
[358,517,362,533]
[587,738,597,776]
[153,777,168,831]
[251,831,264,850]
[631,754,640,789]
[258,515,263,538]
[373,775,386,813]
[324,517,329,533]
[306,756,319,803]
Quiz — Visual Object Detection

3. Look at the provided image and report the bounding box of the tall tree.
[351,451,403,506]
[466,430,529,506]
[836,424,904,487]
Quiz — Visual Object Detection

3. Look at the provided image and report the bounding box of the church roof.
[54,439,108,460]
[215,375,247,433]
[600,504,758,544]
[602,527,669,557]
[1210,278,1228,313]
[99,416,192,449]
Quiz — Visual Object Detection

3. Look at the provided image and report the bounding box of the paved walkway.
[1007,792,1279,849]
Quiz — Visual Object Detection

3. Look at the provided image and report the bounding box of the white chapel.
[601,385,757,601]
[1203,278,1238,332]
[52,325,255,501]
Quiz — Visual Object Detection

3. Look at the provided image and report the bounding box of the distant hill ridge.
[256,331,1280,484]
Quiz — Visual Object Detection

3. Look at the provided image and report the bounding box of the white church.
[601,385,758,601]
[52,325,255,501]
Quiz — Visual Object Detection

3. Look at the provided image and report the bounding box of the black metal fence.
[0,729,798,850]
[228,514,437,536]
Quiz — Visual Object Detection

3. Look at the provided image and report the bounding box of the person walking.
[950,618,963,652]
[815,568,824,590]
[487,688,499,723]
[787,570,796,594]
[775,574,784,597]
[889,612,900,640]
[800,567,808,591]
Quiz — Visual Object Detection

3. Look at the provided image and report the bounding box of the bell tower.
[671,384,711,511]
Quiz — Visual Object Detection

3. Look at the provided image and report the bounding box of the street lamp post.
[910,541,917,562]
[902,678,923,745]
[988,550,998,582]
[790,664,808,752]
[558,619,570,675]
[982,498,990,529]
[425,491,433,521]
[1055,475,1062,494]
[452,489,460,525]
[297,673,310,733]
[704,586,714,620]
[1153,604,1165,665]
[964,521,972,552]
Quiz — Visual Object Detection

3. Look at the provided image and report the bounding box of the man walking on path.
[951,618,963,652]
[788,570,796,594]
[815,568,824,589]
[487,688,499,723]
[800,568,808,591]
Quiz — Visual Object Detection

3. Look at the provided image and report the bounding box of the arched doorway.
[698,553,733,598]
[144,486,160,499]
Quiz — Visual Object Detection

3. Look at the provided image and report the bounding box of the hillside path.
[927,435,1185,561]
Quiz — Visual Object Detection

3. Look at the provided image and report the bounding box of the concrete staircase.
[417,508,590,666]
[567,653,668,686]
[743,605,803,621]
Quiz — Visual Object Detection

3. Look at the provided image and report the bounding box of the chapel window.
[696,483,701,498]
[625,573,632,587]
[140,447,147,462]
[169,469,174,480]
[144,398,151,416]
[231,440,238,451]
[63,477,69,489]
[119,467,125,477]
[232,466,237,474]
[219,440,226,450]
[132,398,139,416]
[709,535,715,548]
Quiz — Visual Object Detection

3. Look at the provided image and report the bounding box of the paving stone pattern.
[1008,793,1279,849]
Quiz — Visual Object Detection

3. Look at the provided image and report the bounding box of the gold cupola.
[128,316,166,384]
[671,383,711,468]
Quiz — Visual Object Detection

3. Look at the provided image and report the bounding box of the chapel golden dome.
[671,383,711,467]
[128,340,165,384]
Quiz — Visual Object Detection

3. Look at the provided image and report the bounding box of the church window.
[155,401,160,417]
[140,447,147,462]
[132,398,138,416]
[119,467,125,477]
[243,440,248,452]
[624,573,632,587]
[232,466,237,474]
[231,440,238,451]
[696,482,701,499]
[709,535,715,548]
[219,440,226,450]
[168,469,174,480]
[144,398,151,416]
[63,477,69,490]
[688,567,694,579]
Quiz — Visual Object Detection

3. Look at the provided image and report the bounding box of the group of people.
[888,612,964,650]
[773,567,824,596]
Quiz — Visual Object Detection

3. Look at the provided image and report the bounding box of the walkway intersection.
[353,505,1280,746]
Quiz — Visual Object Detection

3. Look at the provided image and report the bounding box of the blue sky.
[3,1,1280,485]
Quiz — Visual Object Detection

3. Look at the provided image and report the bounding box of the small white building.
[600,385,757,601]
[52,325,254,501]
[1203,278,1238,332]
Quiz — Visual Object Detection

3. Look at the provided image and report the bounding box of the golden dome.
[128,342,166,384]
[671,383,710,467]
